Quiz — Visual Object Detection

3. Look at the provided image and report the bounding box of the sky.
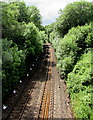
[24,0,93,26]
[2,0,93,26]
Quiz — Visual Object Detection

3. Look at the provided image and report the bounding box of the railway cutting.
[2,43,73,120]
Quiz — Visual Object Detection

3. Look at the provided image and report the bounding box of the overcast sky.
[2,0,93,26]
[24,0,93,26]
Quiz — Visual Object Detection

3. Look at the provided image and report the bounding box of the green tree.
[2,39,26,100]
[56,1,93,36]
[54,24,93,78]
[67,51,93,119]
[2,1,19,38]
[27,6,42,29]
[1,1,46,101]
[23,22,44,55]
[14,1,29,23]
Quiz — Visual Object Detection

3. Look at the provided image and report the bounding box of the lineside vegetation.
[1,1,48,101]
[46,1,93,119]
[1,0,93,118]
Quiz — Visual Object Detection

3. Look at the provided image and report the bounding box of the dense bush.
[46,1,93,119]
[23,22,44,55]
[2,1,47,101]
[85,32,93,48]
[27,5,42,29]
[1,1,44,46]
[2,1,19,39]
[2,39,26,99]
[49,23,93,118]
[2,22,47,99]
[49,31,60,49]
[56,1,93,36]
[67,51,93,119]
[55,24,93,78]
[2,0,93,118]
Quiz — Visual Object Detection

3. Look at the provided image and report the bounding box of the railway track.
[48,45,72,118]
[2,55,44,119]
[20,44,51,119]
[2,43,52,120]
[2,43,73,120]
[38,44,52,119]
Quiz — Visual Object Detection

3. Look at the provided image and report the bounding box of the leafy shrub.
[67,51,93,118]
[56,1,93,36]
[2,1,47,101]
[2,39,26,100]
[39,31,48,43]
[55,24,93,78]
[46,1,93,118]
[49,24,93,118]
[23,22,44,55]
[85,32,93,48]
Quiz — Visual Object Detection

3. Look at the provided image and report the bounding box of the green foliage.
[2,2,19,38]
[39,31,48,43]
[9,2,42,28]
[49,31,60,44]
[55,24,93,78]
[50,23,93,118]
[45,23,56,40]
[2,1,47,101]
[14,1,29,23]
[67,51,93,118]
[27,6,42,29]
[2,39,26,99]
[23,22,44,55]
[46,1,93,118]
[85,32,93,48]
[2,1,43,41]
[2,0,93,118]
[56,1,93,36]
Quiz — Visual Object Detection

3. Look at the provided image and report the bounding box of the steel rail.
[38,43,52,120]
[3,45,48,120]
